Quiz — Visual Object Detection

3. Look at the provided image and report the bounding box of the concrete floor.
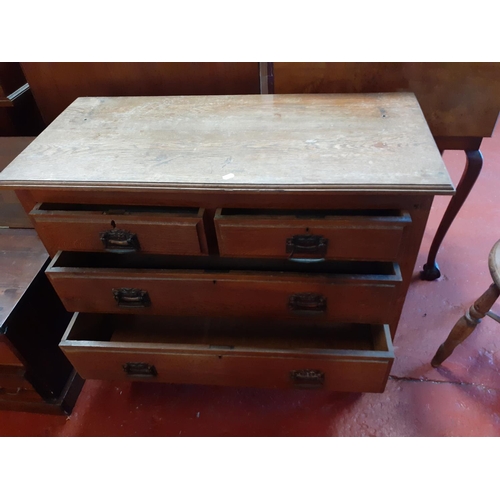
[1,128,499,436]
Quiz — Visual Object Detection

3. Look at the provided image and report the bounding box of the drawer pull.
[112,288,151,308]
[288,293,327,314]
[100,228,140,253]
[286,234,328,263]
[123,362,157,377]
[290,369,325,388]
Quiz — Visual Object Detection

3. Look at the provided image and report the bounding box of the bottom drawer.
[60,314,394,393]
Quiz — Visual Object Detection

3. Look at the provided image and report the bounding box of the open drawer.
[60,314,394,393]
[46,252,403,325]
[30,203,208,256]
[215,208,411,261]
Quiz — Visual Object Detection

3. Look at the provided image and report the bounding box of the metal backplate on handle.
[286,234,328,263]
[123,362,157,377]
[290,369,325,388]
[100,228,140,253]
[112,288,151,308]
[288,292,327,314]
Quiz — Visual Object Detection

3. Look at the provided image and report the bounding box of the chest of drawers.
[0,94,454,393]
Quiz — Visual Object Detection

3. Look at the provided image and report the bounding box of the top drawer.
[215,208,411,261]
[30,203,208,256]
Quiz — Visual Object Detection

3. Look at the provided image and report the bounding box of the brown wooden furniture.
[0,93,453,393]
[432,239,500,367]
[0,63,44,136]
[0,137,35,228]
[0,228,83,414]
[20,63,261,126]
[272,62,500,280]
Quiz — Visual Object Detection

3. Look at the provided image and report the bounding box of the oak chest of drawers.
[0,94,454,393]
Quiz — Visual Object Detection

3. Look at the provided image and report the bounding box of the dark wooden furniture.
[0,137,35,228]
[432,239,500,367]
[0,63,44,136]
[0,228,82,414]
[20,62,261,126]
[0,93,453,393]
[272,62,500,280]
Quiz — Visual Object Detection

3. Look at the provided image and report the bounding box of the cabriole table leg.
[421,149,483,281]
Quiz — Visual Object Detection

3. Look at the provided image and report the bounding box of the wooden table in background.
[0,137,35,228]
[0,63,44,136]
[0,228,82,414]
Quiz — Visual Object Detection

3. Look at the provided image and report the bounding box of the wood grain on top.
[0,94,453,194]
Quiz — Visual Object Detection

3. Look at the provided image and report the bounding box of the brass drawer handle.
[123,362,157,377]
[286,234,327,263]
[288,293,327,314]
[100,228,140,253]
[112,288,151,308]
[290,369,325,388]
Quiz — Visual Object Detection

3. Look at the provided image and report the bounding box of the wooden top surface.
[0,93,454,194]
[0,229,48,327]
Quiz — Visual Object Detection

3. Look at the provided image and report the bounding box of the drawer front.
[30,204,208,256]
[60,314,394,393]
[215,209,411,261]
[64,349,391,393]
[47,269,402,324]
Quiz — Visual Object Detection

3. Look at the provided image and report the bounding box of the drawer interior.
[49,251,401,278]
[62,314,392,356]
[33,203,199,216]
[217,207,410,221]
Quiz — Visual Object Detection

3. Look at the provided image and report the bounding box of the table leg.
[420,149,483,281]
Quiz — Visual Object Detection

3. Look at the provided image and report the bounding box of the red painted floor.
[1,127,499,437]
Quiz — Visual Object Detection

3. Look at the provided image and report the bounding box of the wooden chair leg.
[431,283,500,367]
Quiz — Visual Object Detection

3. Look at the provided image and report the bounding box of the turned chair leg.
[431,283,500,367]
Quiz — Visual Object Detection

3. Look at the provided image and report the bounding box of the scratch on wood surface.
[221,156,233,168]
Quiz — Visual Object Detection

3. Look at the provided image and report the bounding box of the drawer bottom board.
[60,314,394,393]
